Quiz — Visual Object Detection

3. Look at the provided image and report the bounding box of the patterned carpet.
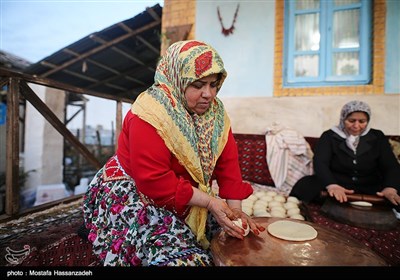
[305,203,400,266]
[0,198,100,266]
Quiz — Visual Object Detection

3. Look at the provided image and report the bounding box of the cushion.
[233,134,275,186]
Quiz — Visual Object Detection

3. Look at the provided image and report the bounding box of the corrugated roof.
[25,3,162,102]
[0,50,31,71]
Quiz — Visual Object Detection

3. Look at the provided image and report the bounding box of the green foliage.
[0,169,36,190]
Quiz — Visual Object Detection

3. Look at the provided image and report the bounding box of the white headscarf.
[331,100,371,152]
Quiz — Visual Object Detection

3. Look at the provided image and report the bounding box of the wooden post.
[5,78,20,215]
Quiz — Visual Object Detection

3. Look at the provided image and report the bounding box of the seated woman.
[290,100,400,209]
[82,40,264,266]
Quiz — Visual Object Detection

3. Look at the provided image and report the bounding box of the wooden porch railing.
[0,67,129,221]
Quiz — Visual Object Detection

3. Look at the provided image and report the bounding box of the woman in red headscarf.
[83,40,264,266]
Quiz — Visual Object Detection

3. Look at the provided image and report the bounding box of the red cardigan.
[116,111,253,218]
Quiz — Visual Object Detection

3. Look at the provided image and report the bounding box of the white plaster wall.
[42,87,65,185]
[24,84,45,191]
[221,95,400,137]
[24,84,65,191]
[195,1,400,137]
[196,0,275,97]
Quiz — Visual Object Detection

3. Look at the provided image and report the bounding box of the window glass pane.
[295,14,320,51]
[296,0,319,10]
[332,52,359,75]
[334,0,360,7]
[294,55,319,77]
[333,9,360,48]
[284,0,370,85]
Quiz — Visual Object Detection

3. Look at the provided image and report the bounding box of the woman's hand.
[326,184,354,203]
[377,187,400,206]
[206,197,244,240]
[231,208,265,236]
[188,187,244,239]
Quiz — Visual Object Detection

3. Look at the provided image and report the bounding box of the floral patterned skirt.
[83,155,219,266]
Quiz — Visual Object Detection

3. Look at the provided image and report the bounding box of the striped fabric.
[265,123,314,195]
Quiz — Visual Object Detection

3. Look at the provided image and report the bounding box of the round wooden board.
[211,217,388,266]
[320,199,398,230]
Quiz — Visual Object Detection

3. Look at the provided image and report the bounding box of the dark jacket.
[314,128,400,194]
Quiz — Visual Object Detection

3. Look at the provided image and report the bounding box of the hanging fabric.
[265,123,314,195]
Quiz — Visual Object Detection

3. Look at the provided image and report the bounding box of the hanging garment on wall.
[265,123,314,195]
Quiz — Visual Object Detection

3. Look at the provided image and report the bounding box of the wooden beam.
[41,20,160,78]
[42,58,132,91]
[65,106,83,125]
[0,78,8,88]
[0,67,134,103]
[40,61,99,82]
[0,194,84,223]
[136,35,160,55]
[117,23,159,55]
[90,34,155,72]
[5,78,20,215]
[62,48,147,88]
[19,81,102,170]
[146,6,161,21]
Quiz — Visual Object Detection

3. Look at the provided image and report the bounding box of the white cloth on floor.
[265,123,314,195]
[393,208,400,220]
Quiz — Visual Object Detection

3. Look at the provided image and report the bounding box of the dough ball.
[287,208,301,216]
[284,202,298,210]
[253,210,271,217]
[266,191,278,197]
[290,214,305,220]
[287,196,300,204]
[270,206,286,214]
[254,191,268,198]
[242,206,253,216]
[253,204,267,212]
[268,201,283,208]
[270,210,286,218]
[233,218,250,236]
[259,195,273,202]
[246,194,259,201]
[253,200,268,208]
[273,195,286,203]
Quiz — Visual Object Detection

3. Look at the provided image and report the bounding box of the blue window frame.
[284,0,372,87]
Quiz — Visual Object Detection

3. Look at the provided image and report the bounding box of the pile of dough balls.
[242,190,305,220]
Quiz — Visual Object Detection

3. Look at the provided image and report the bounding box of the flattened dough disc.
[350,201,373,207]
[267,220,318,241]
